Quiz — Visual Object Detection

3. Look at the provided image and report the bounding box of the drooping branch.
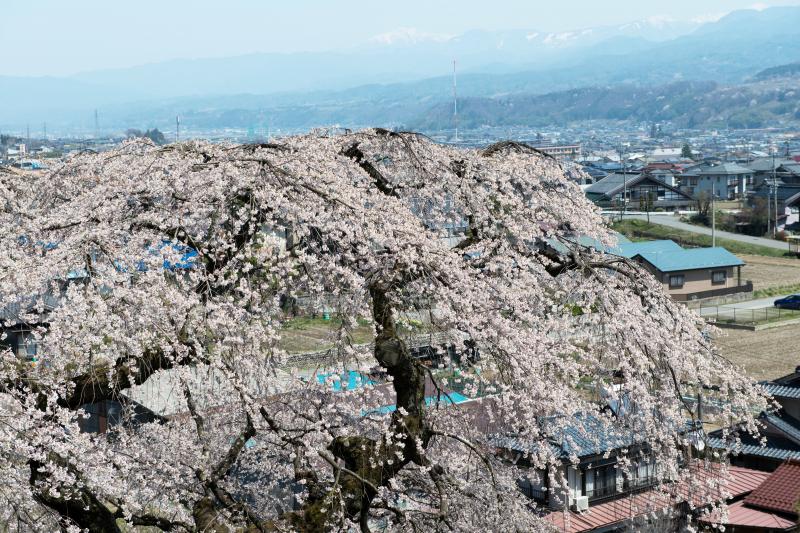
[341,142,401,198]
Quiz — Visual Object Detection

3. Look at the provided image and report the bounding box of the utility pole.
[620,146,628,220]
[767,178,772,237]
[176,115,180,143]
[711,182,716,247]
[94,109,99,139]
[452,59,458,143]
[774,151,779,238]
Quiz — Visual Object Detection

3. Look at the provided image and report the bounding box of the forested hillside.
[413,78,800,130]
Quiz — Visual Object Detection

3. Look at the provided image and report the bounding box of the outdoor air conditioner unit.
[571,496,589,513]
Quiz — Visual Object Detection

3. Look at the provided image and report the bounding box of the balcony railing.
[586,476,658,503]
[586,483,616,501]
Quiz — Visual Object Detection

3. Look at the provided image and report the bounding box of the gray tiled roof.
[742,158,794,173]
[585,172,690,200]
[491,413,638,459]
[585,173,641,196]
[763,413,800,445]
[683,162,753,176]
[762,383,800,399]
[750,183,800,203]
[0,293,60,324]
[783,164,800,175]
[707,437,800,461]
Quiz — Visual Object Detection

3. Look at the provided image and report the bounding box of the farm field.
[714,326,799,381]
[279,317,374,354]
[739,254,800,295]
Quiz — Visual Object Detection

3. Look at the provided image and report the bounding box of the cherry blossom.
[0,130,765,531]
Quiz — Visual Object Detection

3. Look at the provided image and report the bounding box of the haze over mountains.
[3,6,800,135]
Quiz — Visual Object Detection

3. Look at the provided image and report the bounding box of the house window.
[585,466,616,500]
[624,457,657,490]
[669,275,685,289]
[712,271,726,285]
[16,333,37,360]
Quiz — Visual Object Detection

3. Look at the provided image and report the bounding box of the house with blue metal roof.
[616,241,751,302]
[551,235,751,302]
[614,239,683,258]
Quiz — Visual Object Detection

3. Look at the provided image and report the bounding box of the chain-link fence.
[701,304,800,326]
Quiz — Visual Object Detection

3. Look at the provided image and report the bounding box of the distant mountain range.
[3,6,800,134]
[413,76,800,131]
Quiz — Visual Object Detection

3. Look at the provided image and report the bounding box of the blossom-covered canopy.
[0,130,763,532]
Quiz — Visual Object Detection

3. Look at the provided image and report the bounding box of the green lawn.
[612,219,792,258]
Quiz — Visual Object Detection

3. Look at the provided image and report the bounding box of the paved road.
[697,294,792,317]
[615,213,789,251]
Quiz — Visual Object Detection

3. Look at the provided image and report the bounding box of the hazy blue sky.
[4,0,800,76]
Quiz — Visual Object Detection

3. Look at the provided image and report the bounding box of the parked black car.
[774,294,800,310]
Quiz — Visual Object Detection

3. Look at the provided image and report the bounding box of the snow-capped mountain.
[3,6,800,130]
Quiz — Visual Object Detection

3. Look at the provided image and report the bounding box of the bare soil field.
[279,317,374,354]
[739,254,800,290]
[714,326,799,381]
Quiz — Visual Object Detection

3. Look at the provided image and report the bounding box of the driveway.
[615,213,789,251]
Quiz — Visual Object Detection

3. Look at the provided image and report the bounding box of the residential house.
[0,286,64,365]
[554,237,751,303]
[679,161,754,200]
[699,460,800,532]
[544,464,766,533]
[576,164,608,185]
[494,413,657,511]
[743,157,798,188]
[747,181,800,231]
[648,148,682,160]
[492,412,767,532]
[613,240,751,302]
[585,173,694,210]
[648,169,680,187]
[710,368,800,472]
